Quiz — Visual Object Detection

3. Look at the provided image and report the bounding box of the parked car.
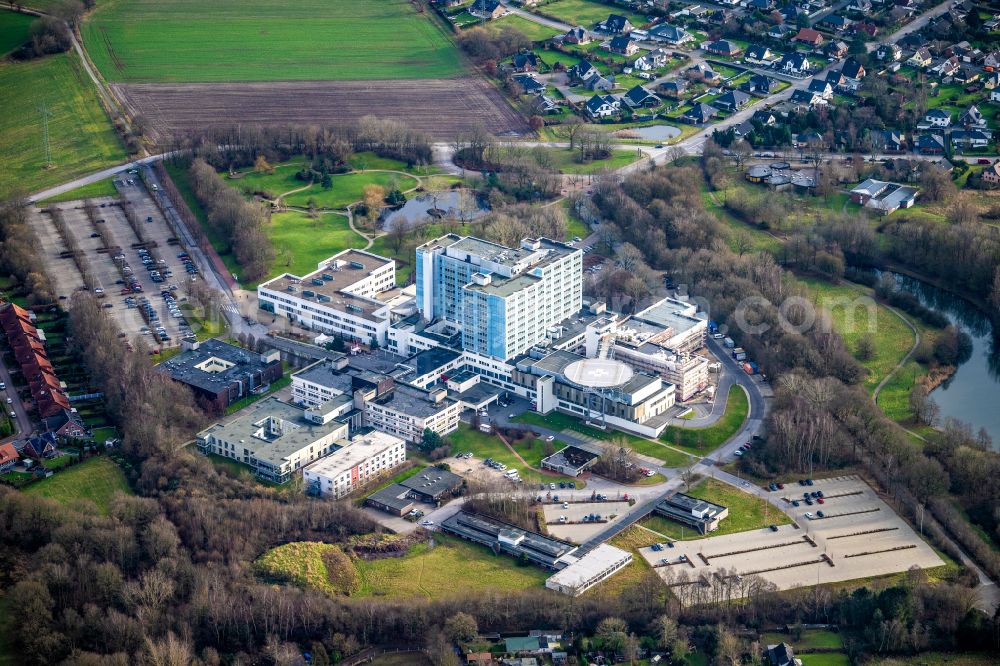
[769,524,779,532]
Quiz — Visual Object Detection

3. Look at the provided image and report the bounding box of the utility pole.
[38,103,52,168]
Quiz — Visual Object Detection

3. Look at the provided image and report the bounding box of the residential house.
[511,52,540,72]
[649,22,692,45]
[854,22,879,38]
[766,643,803,666]
[984,50,1000,70]
[733,120,756,137]
[0,303,71,421]
[659,78,688,96]
[744,44,774,65]
[790,89,824,107]
[688,61,720,82]
[599,14,633,34]
[470,0,505,19]
[955,64,980,84]
[793,28,824,47]
[513,73,545,95]
[705,39,742,57]
[568,59,597,82]
[951,129,991,150]
[878,129,907,152]
[982,162,1000,184]
[991,87,1000,102]
[741,73,779,94]
[634,48,669,71]
[924,109,952,127]
[825,70,848,90]
[622,84,661,109]
[847,0,872,11]
[825,41,849,59]
[820,14,852,32]
[908,47,932,68]
[983,71,1000,90]
[917,132,946,154]
[715,89,752,111]
[585,93,621,119]
[768,23,795,40]
[534,95,560,114]
[751,0,776,10]
[779,52,812,75]
[842,57,866,83]
[583,71,615,91]
[752,109,777,126]
[875,43,903,62]
[683,103,718,124]
[930,56,960,78]
[959,104,987,128]
[0,443,18,473]
[807,79,834,99]
[850,178,919,213]
[608,35,638,56]
[21,432,57,459]
[563,26,590,45]
[43,408,87,440]
[794,130,824,147]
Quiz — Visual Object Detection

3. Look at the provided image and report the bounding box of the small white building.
[546,544,633,596]
[303,430,407,499]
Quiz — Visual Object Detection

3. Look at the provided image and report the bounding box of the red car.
[777,483,785,490]
[817,498,825,504]
[978,158,992,165]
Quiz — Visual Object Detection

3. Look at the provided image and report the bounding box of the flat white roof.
[303,431,405,478]
[548,543,632,589]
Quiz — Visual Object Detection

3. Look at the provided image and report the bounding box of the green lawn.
[640,477,791,540]
[563,202,590,241]
[347,151,441,175]
[267,211,366,279]
[0,9,33,56]
[228,159,308,199]
[82,0,465,83]
[0,52,126,199]
[284,171,419,210]
[538,0,647,27]
[24,457,130,515]
[762,630,843,650]
[659,385,749,455]
[539,147,643,174]
[489,13,561,42]
[447,424,579,485]
[353,532,548,599]
[224,375,291,414]
[799,655,850,666]
[800,278,915,392]
[36,178,120,204]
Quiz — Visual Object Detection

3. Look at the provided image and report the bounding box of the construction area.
[32,177,201,349]
[640,476,944,601]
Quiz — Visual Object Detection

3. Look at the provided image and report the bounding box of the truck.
[723,337,735,348]
[742,362,754,375]
[748,361,759,374]
[732,347,747,361]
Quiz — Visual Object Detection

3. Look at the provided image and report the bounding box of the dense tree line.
[0,199,55,305]
[187,158,274,282]
[168,116,433,175]
[455,26,530,68]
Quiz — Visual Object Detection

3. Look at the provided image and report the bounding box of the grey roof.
[372,383,456,419]
[159,339,279,394]
[408,347,463,377]
[366,483,414,512]
[649,23,689,42]
[441,511,576,567]
[293,359,355,393]
[400,466,463,499]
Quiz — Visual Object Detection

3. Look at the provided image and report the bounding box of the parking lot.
[543,499,632,544]
[32,177,202,349]
[640,476,943,597]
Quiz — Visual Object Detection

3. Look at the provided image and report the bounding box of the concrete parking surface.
[543,500,631,544]
[640,475,943,598]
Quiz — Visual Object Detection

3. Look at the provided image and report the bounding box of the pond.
[626,125,682,141]
[380,190,487,228]
[888,272,1000,444]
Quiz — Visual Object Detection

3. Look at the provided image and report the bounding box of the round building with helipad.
[563,358,634,389]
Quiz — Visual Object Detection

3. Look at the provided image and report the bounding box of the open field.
[488,14,562,42]
[866,654,1000,666]
[538,0,647,27]
[540,147,643,174]
[113,77,530,142]
[641,478,791,540]
[25,457,131,515]
[799,655,850,666]
[352,533,548,599]
[660,385,749,455]
[640,476,943,599]
[285,172,419,210]
[267,211,366,279]
[0,9,33,56]
[36,178,120,204]
[0,53,125,199]
[371,654,433,666]
[445,424,577,485]
[83,0,464,83]
[761,630,843,650]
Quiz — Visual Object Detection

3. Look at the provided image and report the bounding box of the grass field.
[0,9,33,56]
[25,457,130,515]
[0,52,125,199]
[538,0,647,27]
[37,178,120,204]
[488,13,561,41]
[640,477,791,540]
[660,385,749,455]
[447,424,578,485]
[371,654,432,666]
[352,533,548,599]
[267,211,366,279]
[254,541,359,596]
[284,172,419,210]
[592,526,669,598]
[540,147,643,174]
[866,654,1000,666]
[761,630,843,650]
[83,0,466,83]
[799,655,850,666]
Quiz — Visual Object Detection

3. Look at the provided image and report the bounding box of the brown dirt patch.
[113,78,530,142]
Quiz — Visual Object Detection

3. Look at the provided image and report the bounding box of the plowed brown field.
[113,78,529,141]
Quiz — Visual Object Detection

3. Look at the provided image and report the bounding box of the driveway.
[0,359,30,441]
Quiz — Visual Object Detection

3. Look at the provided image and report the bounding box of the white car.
[509,413,515,419]
[9,411,14,418]
[804,512,814,520]
[5,398,11,404]
[734,450,743,456]
[419,520,434,526]
[545,435,555,442]
[562,502,569,509]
